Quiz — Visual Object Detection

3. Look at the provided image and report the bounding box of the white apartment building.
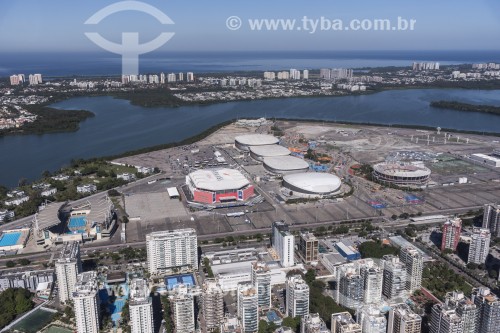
[73,271,100,333]
[360,264,383,304]
[468,228,491,264]
[382,255,408,301]
[202,279,225,330]
[483,203,500,238]
[170,284,196,333]
[146,229,198,275]
[356,306,387,333]
[300,313,330,333]
[286,275,309,317]
[271,221,294,267]
[251,261,271,308]
[331,312,362,333]
[55,241,82,303]
[388,304,422,333]
[129,278,154,333]
[399,247,423,293]
[237,283,258,333]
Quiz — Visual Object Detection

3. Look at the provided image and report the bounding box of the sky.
[1,0,500,53]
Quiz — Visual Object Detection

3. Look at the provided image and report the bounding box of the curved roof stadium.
[283,173,342,196]
[263,156,309,174]
[188,168,250,191]
[234,134,279,151]
[372,162,431,185]
[249,145,290,161]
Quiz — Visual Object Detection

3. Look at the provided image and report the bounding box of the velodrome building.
[283,173,342,198]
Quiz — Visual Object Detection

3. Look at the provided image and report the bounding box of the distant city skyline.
[1,0,500,53]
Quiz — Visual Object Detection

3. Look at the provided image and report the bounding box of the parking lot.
[110,120,500,240]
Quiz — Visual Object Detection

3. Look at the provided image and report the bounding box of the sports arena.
[249,145,290,161]
[372,162,431,186]
[263,156,310,175]
[282,173,342,198]
[186,168,254,204]
[234,134,279,151]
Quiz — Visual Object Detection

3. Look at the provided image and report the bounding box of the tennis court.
[405,194,424,204]
[368,200,387,209]
[0,232,21,247]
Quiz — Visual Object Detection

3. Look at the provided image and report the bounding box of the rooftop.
[56,241,80,263]
[188,168,250,191]
[283,172,342,194]
[130,278,150,304]
[249,144,290,157]
[263,156,309,171]
[235,134,279,146]
[73,271,98,297]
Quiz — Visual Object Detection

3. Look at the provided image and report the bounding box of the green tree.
[18,258,31,266]
[304,269,316,285]
[5,261,15,268]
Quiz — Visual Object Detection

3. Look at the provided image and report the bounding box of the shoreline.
[104,118,500,162]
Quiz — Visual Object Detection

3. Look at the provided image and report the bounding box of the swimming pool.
[165,274,195,290]
[0,232,21,247]
[68,216,86,228]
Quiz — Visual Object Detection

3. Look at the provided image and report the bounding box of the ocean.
[1,50,500,77]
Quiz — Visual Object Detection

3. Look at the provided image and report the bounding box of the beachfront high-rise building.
[201,279,224,330]
[387,303,422,333]
[55,241,82,303]
[187,72,194,82]
[251,261,271,308]
[286,275,309,317]
[9,74,24,86]
[298,231,318,263]
[399,247,423,293]
[441,218,462,252]
[300,313,330,333]
[382,255,408,301]
[331,312,362,333]
[146,229,198,275]
[178,72,184,81]
[73,271,100,333]
[129,278,154,333]
[303,70,309,80]
[170,284,196,333]
[482,203,500,238]
[271,221,295,267]
[468,228,491,264]
[471,287,500,333]
[237,283,258,333]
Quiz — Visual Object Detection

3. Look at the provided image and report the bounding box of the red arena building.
[186,168,254,204]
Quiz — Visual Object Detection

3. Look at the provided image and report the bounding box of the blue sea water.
[1,50,500,77]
